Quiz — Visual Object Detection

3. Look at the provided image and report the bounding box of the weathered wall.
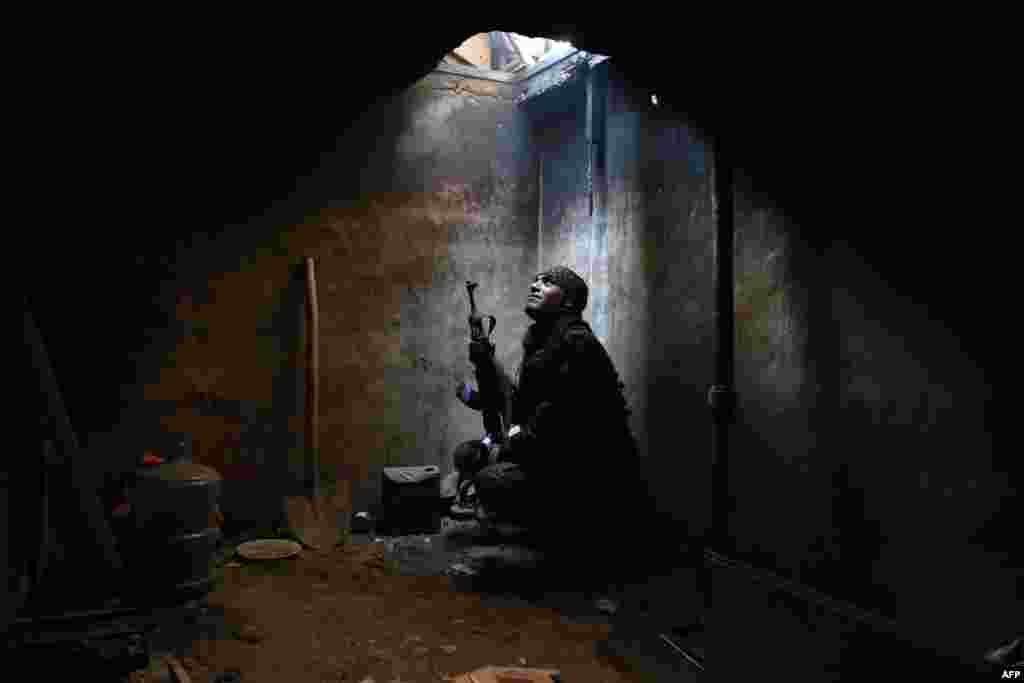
[598,63,715,539]
[522,63,714,540]
[112,71,537,524]
[728,222,1009,659]
[592,61,1009,662]
[29,50,1007,662]
[532,77,590,289]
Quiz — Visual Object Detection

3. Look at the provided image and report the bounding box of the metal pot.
[128,463,222,536]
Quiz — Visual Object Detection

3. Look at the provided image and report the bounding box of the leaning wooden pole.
[305,257,321,500]
[24,298,124,587]
[285,256,341,551]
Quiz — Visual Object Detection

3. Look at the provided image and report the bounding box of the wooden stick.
[305,257,320,500]
[164,655,192,683]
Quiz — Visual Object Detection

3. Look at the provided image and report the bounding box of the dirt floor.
[126,538,667,682]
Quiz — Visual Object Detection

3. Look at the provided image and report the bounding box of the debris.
[224,561,242,568]
[440,644,457,655]
[143,452,165,465]
[352,511,374,533]
[236,539,301,561]
[594,597,618,615]
[985,637,1023,666]
[441,471,459,498]
[517,657,527,665]
[445,563,478,577]
[164,655,191,683]
[413,646,430,657]
[238,624,268,643]
[449,666,560,682]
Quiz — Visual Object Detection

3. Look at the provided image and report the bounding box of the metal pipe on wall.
[709,142,737,552]
[537,151,544,273]
[585,65,607,273]
[586,65,595,286]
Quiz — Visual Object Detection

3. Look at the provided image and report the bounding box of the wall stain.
[135,68,534,507]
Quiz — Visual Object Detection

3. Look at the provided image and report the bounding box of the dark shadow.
[217,262,308,538]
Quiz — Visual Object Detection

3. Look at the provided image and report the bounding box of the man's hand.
[455,381,482,410]
[507,424,530,449]
[497,424,531,464]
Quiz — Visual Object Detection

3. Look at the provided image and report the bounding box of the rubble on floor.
[123,535,661,682]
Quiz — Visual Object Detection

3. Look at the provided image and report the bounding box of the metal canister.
[124,462,223,604]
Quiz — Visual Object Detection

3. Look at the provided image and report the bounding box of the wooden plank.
[452,33,490,69]
[453,667,561,683]
[445,52,475,67]
[165,655,192,683]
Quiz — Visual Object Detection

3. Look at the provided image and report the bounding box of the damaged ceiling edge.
[434,43,581,82]
[434,47,609,105]
[516,52,608,104]
[433,31,608,92]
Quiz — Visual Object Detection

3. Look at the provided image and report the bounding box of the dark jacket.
[504,313,636,480]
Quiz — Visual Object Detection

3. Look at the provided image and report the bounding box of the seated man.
[451,266,638,567]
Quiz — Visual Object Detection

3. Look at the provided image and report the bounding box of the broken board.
[451,666,560,683]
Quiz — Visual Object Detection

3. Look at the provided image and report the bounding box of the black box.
[378,465,442,535]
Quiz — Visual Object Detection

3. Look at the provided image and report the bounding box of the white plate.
[236,539,302,561]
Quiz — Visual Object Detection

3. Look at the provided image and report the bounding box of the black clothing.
[507,312,635,477]
[455,311,635,543]
[453,297,693,591]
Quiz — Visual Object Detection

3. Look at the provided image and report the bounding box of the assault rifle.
[459,281,507,449]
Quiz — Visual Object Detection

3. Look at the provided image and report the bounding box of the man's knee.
[453,439,487,473]
[474,462,532,518]
[475,462,527,491]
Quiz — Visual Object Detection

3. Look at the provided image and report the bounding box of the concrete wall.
[108,71,537,525]
[728,224,1008,659]
[528,63,715,539]
[604,72,716,541]
[27,52,1008,662]
[580,61,1008,661]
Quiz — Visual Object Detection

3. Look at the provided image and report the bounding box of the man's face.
[525,273,567,316]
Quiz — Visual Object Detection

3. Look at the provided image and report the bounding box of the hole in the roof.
[442,32,577,75]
